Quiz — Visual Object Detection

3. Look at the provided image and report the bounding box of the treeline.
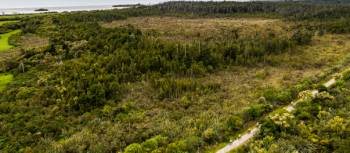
[1,1,349,152]
[155,1,282,15]
[308,0,350,4]
[53,11,127,23]
[27,14,313,112]
[57,1,350,34]
[152,1,350,20]
[151,1,350,33]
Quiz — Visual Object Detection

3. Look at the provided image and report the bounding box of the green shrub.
[151,77,221,99]
[152,78,199,99]
[263,88,293,105]
[125,143,144,153]
[260,118,279,136]
[15,87,35,100]
[143,139,158,152]
[317,83,328,92]
[296,111,312,120]
[291,29,313,45]
[244,104,272,121]
[333,138,350,153]
[226,115,243,131]
[294,79,313,92]
[179,95,191,108]
[188,62,207,76]
[165,141,187,153]
[165,136,203,153]
[142,135,168,152]
[184,136,204,152]
[202,128,218,143]
[342,70,350,81]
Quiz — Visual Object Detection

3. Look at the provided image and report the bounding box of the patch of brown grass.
[17,34,49,49]
[101,16,290,42]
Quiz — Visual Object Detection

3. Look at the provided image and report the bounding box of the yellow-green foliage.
[0,30,21,51]
[0,20,19,26]
[243,78,350,153]
[0,73,13,91]
[4,3,350,153]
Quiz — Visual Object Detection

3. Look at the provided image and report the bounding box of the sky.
[0,0,250,9]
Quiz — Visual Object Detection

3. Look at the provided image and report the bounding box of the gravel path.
[215,77,338,153]
[216,126,260,153]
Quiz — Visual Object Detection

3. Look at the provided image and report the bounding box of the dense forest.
[1,1,350,153]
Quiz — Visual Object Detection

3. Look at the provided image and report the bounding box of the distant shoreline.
[112,4,142,8]
[34,8,49,12]
[0,5,129,15]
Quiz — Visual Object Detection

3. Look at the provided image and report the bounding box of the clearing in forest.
[0,30,21,51]
[0,73,13,91]
[101,17,288,42]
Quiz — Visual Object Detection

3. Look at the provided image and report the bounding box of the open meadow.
[0,30,21,51]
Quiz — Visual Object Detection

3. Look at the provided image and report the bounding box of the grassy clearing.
[0,73,13,91]
[0,30,21,51]
[101,16,290,43]
[0,20,19,26]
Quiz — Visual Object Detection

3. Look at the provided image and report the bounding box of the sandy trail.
[324,78,336,88]
[216,126,260,153]
[216,76,339,153]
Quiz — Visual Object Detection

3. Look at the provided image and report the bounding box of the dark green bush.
[226,115,244,131]
[165,136,203,153]
[202,128,218,143]
[124,143,144,153]
[142,135,168,152]
[151,78,199,99]
[244,104,272,121]
[291,29,313,45]
[263,88,293,105]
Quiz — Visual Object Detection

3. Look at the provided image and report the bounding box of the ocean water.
[0,0,167,15]
[0,5,127,15]
[0,0,167,9]
[0,0,248,15]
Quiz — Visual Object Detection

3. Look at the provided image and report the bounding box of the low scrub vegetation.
[1,1,350,153]
[238,75,350,153]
